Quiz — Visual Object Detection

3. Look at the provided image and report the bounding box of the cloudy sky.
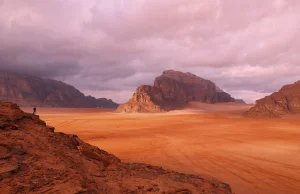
[0,0,300,103]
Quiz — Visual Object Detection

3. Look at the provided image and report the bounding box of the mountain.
[117,70,242,113]
[0,102,233,194]
[244,81,300,117]
[0,71,118,108]
[154,70,237,103]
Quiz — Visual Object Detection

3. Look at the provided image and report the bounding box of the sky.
[0,0,300,103]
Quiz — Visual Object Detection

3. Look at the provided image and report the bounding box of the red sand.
[22,103,300,194]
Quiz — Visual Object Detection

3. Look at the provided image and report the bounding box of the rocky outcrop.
[0,102,233,194]
[0,71,118,108]
[117,86,166,113]
[154,70,236,104]
[244,81,300,117]
[117,70,241,113]
[116,85,186,113]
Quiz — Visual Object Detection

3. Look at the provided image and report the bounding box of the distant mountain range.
[0,71,118,108]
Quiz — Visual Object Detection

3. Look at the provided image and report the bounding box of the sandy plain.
[22,103,300,194]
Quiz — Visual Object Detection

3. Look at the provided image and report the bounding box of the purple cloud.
[0,0,299,103]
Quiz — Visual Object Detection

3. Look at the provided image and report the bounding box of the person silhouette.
[33,107,37,115]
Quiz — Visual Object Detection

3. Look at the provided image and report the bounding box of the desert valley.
[21,102,300,194]
[2,1,300,193]
[2,70,299,194]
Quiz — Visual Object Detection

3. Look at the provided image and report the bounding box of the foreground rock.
[117,70,242,113]
[0,102,232,194]
[0,71,118,108]
[245,81,300,117]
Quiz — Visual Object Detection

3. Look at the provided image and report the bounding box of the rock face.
[0,102,233,194]
[117,70,240,113]
[116,85,186,113]
[0,71,118,108]
[245,81,300,117]
[154,70,236,104]
[117,85,166,113]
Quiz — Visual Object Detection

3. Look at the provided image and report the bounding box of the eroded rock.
[117,70,242,113]
[245,81,300,117]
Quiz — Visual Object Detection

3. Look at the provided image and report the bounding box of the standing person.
[33,107,37,115]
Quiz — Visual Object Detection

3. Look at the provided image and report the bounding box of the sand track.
[22,105,300,194]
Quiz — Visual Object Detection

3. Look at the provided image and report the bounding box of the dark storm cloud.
[0,0,300,103]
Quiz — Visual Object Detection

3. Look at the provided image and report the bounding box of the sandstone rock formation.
[0,71,118,108]
[0,102,233,194]
[244,81,300,117]
[117,70,242,113]
[154,70,236,104]
[116,85,166,113]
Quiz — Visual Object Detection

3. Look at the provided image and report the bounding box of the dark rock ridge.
[0,102,233,194]
[117,70,242,113]
[234,99,246,104]
[244,81,300,117]
[0,71,118,108]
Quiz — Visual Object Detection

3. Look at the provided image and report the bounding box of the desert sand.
[22,103,300,194]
